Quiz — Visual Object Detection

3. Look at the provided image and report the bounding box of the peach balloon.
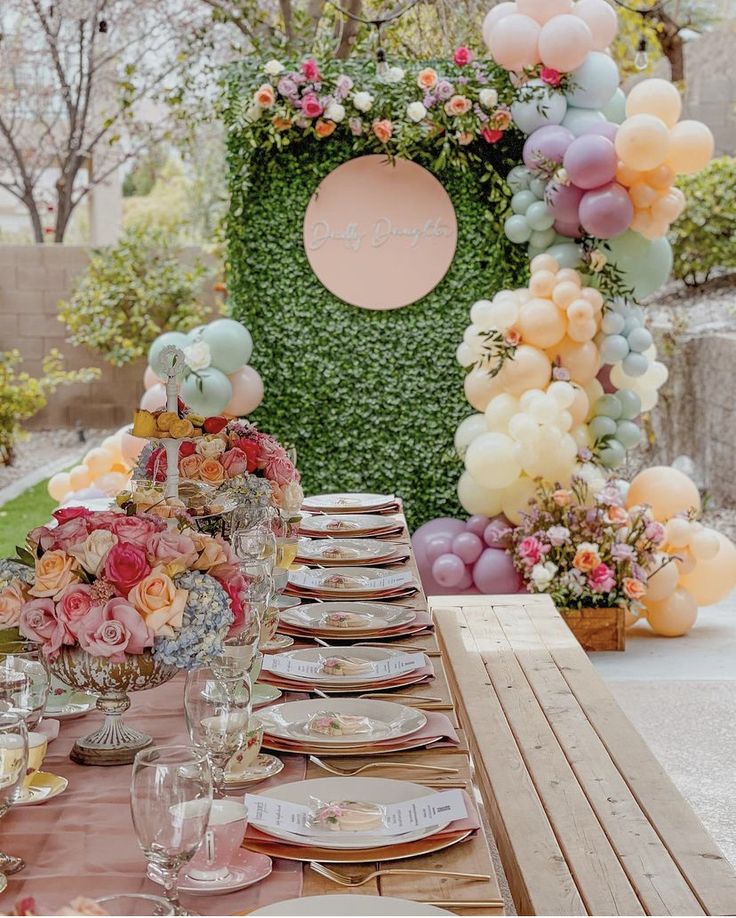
[568,385,590,426]
[625,78,682,129]
[556,267,582,285]
[616,162,641,187]
[464,367,505,412]
[645,556,679,602]
[675,548,697,576]
[120,428,147,467]
[482,1,517,45]
[551,338,599,383]
[645,588,698,637]
[615,114,670,171]
[101,435,124,464]
[567,317,597,343]
[573,0,618,50]
[68,465,91,491]
[552,281,581,309]
[679,532,736,606]
[580,287,603,312]
[517,0,572,24]
[538,15,593,72]
[518,299,567,348]
[84,447,114,477]
[666,121,715,175]
[501,345,552,396]
[626,466,701,522]
[48,472,72,502]
[624,607,642,630]
[529,270,557,298]
[566,299,593,323]
[689,527,720,562]
[531,254,560,274]
[143,366,162,390]
[488,14,541,71]
[140,383,167,411]
[644,163,676,191]
[95,472,130,497]
[628,182,659,209]
[224,366,264,417]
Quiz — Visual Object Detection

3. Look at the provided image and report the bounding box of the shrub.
[59,226,210,366]
[670,156,736,285]
[0,350,100,464]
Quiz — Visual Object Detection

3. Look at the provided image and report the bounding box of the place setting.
[301,493,402,515]
[295,537,410,567]
[298,513,405,540]
[286,566,419,602]
[278,600,434,643]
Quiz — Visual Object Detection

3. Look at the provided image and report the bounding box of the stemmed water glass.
[0,653,49,730]
[130,745,212,917]
[184,668,252,798]
[0,712,29,889]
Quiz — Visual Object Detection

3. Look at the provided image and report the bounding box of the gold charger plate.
[262,733,444,757]
[258,667,432,695]
[242,828,473,864]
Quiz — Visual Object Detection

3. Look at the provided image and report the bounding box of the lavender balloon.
[523,125,575,174]
[579,182,634,239]
[452,532,484,565]
[546,180,584,223]
[472,548,524,594]
[563,134,618,191]
[432,553,467,588]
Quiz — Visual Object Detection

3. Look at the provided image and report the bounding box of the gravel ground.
[0,429,114,491]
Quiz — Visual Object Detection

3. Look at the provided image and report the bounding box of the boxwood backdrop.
[225,61,526,529]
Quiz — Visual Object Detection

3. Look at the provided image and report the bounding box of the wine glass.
[184,668,251,798]
[130,745,212,917]
[0,655,49,730]
[0,712,29,889]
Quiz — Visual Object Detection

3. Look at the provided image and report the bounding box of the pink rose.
[28,526,55,552]
[518,536,544,567]
[78,598,154,662]
[481,127,503,144]
[372,119,393,144]
[104,542,151,594]
[453,46,473,67]
[444,95,472,116]
[56,583,97,637]
[216,571,247,635]
[51,516,91,551]
[0,581,27,628]
[541,68,562,87]
[588,563,616,593]
[146,530,199,573]
[19,598,68,658]
[221,447,250,478]
[302,58,321,82]
[111,515,163,547]
[301,93,323,119]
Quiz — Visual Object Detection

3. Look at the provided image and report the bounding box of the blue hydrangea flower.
[0,558,33,587]
[152,571,234,670]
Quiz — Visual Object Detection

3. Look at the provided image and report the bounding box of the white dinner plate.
[302,493,396,512]
[267,645,425,686]
[258,698,426,746]
[251,895,452,916]
[288,567,416,598]
[280,601,416,634]
[248,776,451,850]
[296,538,404,565]
[299,514,403,538]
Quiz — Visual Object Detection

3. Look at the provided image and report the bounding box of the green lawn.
[0,478,57,558]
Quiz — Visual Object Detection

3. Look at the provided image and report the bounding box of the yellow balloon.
[465,432,521,489]
[615,114,670,171]
[645,588,697,637]
[645,556,679,602]
[666,120,714,175]
[625,466,701,521]
[68,465,92,491]
[457,470,504,516]
[625,78,682,129]
[501,476,539,525]
[84,447,114,478]
[48,472,71,502]
[679,532,736,606]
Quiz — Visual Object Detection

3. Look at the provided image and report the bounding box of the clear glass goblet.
[0,655,49,730]
[184,668,251,798]
[0,712,29,887]
[130,744,212,917]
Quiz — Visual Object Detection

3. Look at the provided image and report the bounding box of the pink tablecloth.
[2,677,304,915]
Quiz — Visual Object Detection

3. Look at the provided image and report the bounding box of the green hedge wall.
[225,62,525,529]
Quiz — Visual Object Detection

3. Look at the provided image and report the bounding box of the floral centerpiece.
[8,506,248,764]
[0,559,33,650]
[510,478,668,619]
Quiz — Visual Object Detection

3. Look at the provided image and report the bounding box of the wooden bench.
[432,594,736,917]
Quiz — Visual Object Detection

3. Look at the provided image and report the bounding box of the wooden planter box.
[560,606,626,652]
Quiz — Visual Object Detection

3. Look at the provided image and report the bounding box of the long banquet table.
[2,508,506,915]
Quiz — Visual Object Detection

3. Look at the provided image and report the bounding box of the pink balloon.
[573,0,619,51]
[412,519,468,571]
[597,365,616,393]
[517,0,572,25]
[488,14,541,71]
[554,218,582,237]
[546,181,584,222]
[224,366,264,417]
[472,548,524,594]
[465,514,491,537]
[538,14,593,72]
[579,182,634,239]
[482,1,517,45]
[563,134,618,190]
[523,125,575,172]
[483,517,514,548]
[143,366,162,390]
[432,553,467,588]
[426,536,453,564]
[140,383,166,411]
[457,566,475,591]
[452,532,484,564]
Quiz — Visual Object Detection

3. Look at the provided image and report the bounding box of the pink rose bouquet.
[510,478,670,612]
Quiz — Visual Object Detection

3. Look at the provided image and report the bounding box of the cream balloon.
[84,447,114,477]
[645,555,679,602]
[470,299,495,326]
[568,385,590,426]
[664,516,692,549]
[464,367,505,412]
[48,472,72,502]
[645,587,698,637]
[625,78,682,129]
[94,471,130,497]
[458,470,504,516]
[465,432,522,489]
[501,475,538,524]
[500,345,552,395]
[666,121,714,175]
[456,342,475,368]
[101,435,124,465]
[625,466,701,521]
[119,427,147,468]
[675,547,697,576]
[689,527,720,562]
[679,532,736,606]
[625,607,642,630]
[485,394,521,432]
[68,465,91,491]
[454,414,487,456]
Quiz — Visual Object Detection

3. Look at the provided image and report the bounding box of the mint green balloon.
[545,243,582,269]
[599,439,626,469]
[602,88,626,125]
[187,325,207,343]
[589,416,617,440]
[606,231,673,299]
[526,201,554,232]
[201,319,254,375]
[616,420,641,449]
[148,332,189,371]
[512,191,537,215]
[181,367,232,415]
[529,227,556,249]
[617,389,641,420]
[505,215,532,244]
[594,394,623,420]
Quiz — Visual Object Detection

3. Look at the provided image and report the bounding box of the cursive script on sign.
[307,217,453,253]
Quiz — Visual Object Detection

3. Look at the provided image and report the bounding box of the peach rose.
[315,118,337,138]
[128,567,188,637]
[444,95,472,116]
[417,67,438,90]
[272,115,292,131]
[193,536,229,571]
[179,453,204,480]
[29,550,79,599]
[552,489,572,507]
[254,83,275,108]
[199,458,225,486]
[491,108,512,130]
[573,542,602,573]
[372,119,393,144]
[0,581,27,628]
[623,578,647,601]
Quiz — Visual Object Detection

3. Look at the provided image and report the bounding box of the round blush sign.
[303,155,457,310]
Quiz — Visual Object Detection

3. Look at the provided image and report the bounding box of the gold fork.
[309,861,492,887]
[309,755,459,777]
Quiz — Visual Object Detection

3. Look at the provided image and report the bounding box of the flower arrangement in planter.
[509,478,670,650]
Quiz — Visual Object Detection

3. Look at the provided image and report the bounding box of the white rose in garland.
[264,60,284,76]
[353,91,374,113]
[184,341,212,372]
[479,88,498,110]
[384,66,405,83]
[406,101,428,123]
[325,102,346,123]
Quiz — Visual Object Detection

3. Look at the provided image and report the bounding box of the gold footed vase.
[48,647,178,766]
